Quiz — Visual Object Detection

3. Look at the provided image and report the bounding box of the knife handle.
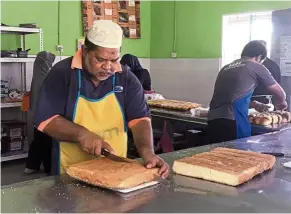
[101,148,110,157]
[262,152,284,157]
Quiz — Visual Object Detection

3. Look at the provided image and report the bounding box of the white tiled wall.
[150,58,221,105]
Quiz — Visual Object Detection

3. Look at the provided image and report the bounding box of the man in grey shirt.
[208,40,287,143]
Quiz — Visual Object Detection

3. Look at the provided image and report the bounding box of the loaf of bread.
[248,115,255,123]
[277,114,283,123]
[249,111,291,126]
[148,99,201,111]
[273,111,291,123]
[270,113,279,124]
[253,115,263,125]
[67,158,159,189]
[172,147,275,186]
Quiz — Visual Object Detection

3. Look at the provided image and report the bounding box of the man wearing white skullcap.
[34,20,169,178]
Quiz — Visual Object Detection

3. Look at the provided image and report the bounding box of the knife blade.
[101,148,133,163]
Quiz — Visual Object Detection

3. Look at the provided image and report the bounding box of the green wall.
[1,0,151,57]
[151,1,291,58]
[2,1,291,58]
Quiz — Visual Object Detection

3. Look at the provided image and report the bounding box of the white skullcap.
[87,20,123,48]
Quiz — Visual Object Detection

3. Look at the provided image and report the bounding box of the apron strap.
[112,74,116,89]
[77,69,82,92]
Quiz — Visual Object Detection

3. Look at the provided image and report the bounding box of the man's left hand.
[142,153,170,179]
[253,101,271,112]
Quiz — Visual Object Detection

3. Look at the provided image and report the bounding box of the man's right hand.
[78,129,114,156]
[276,100,288,111]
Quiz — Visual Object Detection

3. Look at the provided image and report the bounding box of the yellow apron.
[59,70,127,174]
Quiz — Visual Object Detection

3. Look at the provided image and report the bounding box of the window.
[221,11,272,67]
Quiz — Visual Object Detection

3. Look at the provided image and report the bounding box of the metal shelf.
[1,102,22,108]
[1,151,28,162]
[1,25,42,162]
[0,26,41,35]
[0,58,35,63]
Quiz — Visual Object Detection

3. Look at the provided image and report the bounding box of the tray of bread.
[147,99,201,111]
[249,111,291,126]
[172,147,276,186]
[67,158,160,193]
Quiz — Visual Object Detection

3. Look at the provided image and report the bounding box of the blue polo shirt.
[35,55,151,131]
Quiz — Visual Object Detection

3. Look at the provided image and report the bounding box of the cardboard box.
[1,136,24,153]
[104,3,113,9]
[104,15,113,20]
[1,120,25,139]
[129,22,137,28]
[9,137,24,152]
[118,1,127,10]
[119,23,129,28]
[128,10,136,16]
[112,2,118,9]
[112,9,118,18]
[129,28,137,39]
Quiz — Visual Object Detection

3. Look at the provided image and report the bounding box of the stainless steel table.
[2,129,291,213]
[151,108,291,134]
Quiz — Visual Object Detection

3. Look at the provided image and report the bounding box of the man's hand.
[78,129,114,156]
[251,101,271,112]
[275,100,288,111]
[255,103,271,112]
[142,152,170,179]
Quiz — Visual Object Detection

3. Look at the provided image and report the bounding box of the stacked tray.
[249,111,291,126]
[147,99,201,111]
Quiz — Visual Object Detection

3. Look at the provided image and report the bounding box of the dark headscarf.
[120,54,143,74]
[134,69,152,91]
[120,54,152,91]
[30,51,56,114]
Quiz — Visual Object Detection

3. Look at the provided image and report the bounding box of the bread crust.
[67,158,159,189]
[249,111,291,126]
[148,99,201,111]
[260,117,272,126]
[173,147,275,186]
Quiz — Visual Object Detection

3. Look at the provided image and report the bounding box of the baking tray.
[68,174,159,194]
[283,161,291,169]
[113,181,159,193]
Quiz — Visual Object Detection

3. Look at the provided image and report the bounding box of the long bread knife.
[101,148,133,163]
[261,152,291,157]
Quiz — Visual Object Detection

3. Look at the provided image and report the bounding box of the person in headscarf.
[25,51,56,174]
[252,40,282,104]
[120,54,152,92]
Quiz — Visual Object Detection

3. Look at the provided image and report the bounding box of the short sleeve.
[124,70,151,128]
[34,61,70,131]
[254,64,277,88]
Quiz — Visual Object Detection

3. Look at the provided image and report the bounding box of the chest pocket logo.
[96,127,120,140]
[114,86,123,93]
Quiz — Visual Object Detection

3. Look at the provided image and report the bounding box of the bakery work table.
[2,129,291,213]
[151,107,291,134]
[150,107,291,153]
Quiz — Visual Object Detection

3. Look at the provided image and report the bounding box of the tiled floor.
[1,159,47,186]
